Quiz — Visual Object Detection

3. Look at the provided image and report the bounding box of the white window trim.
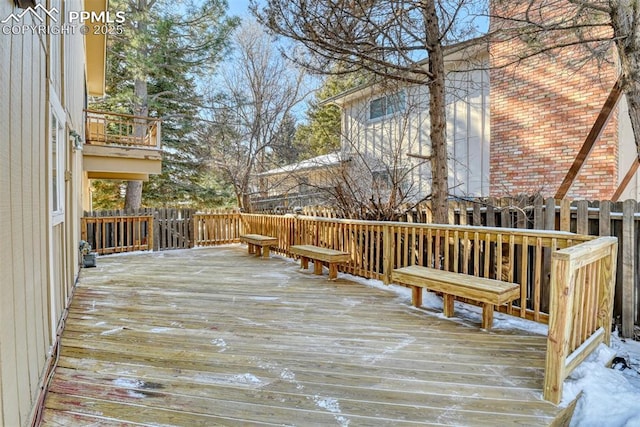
[50,86,66,226]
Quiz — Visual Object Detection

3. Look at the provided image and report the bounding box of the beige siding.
[341,57,490,200]
[617,96,640,199]
[0,4,49,424]
[0,0,87,424]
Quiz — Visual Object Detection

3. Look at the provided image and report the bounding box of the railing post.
[147,216,154,252]
[383,224,393,285]
[543,253,576,404]
[599,241,618,345]
[155,121,161,148]
[81,218,87,241]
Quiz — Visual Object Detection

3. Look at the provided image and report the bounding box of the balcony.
[83,110,163,181]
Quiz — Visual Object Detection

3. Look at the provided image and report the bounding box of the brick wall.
[489,1,618,199]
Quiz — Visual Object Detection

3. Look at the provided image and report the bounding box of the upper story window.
[369,91,405,120]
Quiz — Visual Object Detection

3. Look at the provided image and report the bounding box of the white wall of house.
[617,96,640,200]
[337,51,490,202]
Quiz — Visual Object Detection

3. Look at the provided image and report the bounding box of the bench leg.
[262,246,270,258]
[482,303,494,329]
[411,286,422,307]
[313,260,323,275]
[443,294,455,317]
[247,243,255,255]
[300,256,309,270]
[255,246,262,257]
[328,263,338,280]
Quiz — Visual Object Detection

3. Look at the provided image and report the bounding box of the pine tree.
[90,0,238,209]
[295,73,366,158]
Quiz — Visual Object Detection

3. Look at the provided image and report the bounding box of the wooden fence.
[82,198,638,335]
[193,211,243,246]
[241,214,595,323]
[303,197,639,337]
[81,215,154,254]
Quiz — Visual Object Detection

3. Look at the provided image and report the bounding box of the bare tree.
[293,81,434,220]
[253,1,487,223]
[203,20,309,211]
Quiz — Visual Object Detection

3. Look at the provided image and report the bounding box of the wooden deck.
[40,246,574,426]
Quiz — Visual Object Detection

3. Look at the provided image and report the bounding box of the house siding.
[489,3,620,200]
[340,54,491,201]
[0,0,86,425]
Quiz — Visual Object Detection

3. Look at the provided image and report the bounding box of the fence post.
[147,216,154,252]
[153,210,160,251]
[622,199,636,338]
[543,252,576,404]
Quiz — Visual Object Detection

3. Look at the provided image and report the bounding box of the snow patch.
[193,373,266,388]
[250,296,279,301]
[362,336,415,364]
[230,373,264,386]
[314,396,340,413]
[211,338,227,351]
[113,378,142,388]
[149,327,172,333]
[313,396,349,426]
[280,368,295,381]
[101,326,125,335]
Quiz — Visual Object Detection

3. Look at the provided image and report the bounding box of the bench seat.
[290,245,350,280]
[240,234,278,258]
[391,266,520,329]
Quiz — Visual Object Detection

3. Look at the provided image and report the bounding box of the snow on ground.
[341,271,640,427]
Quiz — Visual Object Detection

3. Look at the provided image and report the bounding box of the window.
[50,91,65,224]
[369,91,405,120]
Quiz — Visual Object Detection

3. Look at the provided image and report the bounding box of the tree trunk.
[610,2,640,158]
[424,1,449,224]
[124,180,143,210]
[124,77,149,210]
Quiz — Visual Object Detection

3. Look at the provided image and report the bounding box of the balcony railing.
[85,110,161,149]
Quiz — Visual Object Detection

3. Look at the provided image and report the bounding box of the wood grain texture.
[40,246,570,426]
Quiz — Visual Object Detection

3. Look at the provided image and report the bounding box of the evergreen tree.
[90,0,238,209]
[295,73,366,158]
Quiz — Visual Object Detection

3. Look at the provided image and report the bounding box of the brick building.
[325,5,638,202]
[488,2,632,200]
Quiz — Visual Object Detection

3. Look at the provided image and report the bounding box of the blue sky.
[227,0,252,17]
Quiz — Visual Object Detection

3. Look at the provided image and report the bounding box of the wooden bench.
[289,245,350,280]
[240,234,278,258]
[391,266,520,330]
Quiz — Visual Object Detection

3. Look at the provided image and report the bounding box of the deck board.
[40,246,569,426]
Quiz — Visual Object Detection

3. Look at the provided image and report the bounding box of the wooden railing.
[80,210,618,404]
[544,236,618,404]
[241,213,597,322]
[81,215,154,255]
[85,110,161,149]
[193,212,243,246]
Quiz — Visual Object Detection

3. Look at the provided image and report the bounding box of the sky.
[227,0,252,18]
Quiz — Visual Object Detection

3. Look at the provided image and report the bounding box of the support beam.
[555,77,623,200]
[612,157,640,202]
